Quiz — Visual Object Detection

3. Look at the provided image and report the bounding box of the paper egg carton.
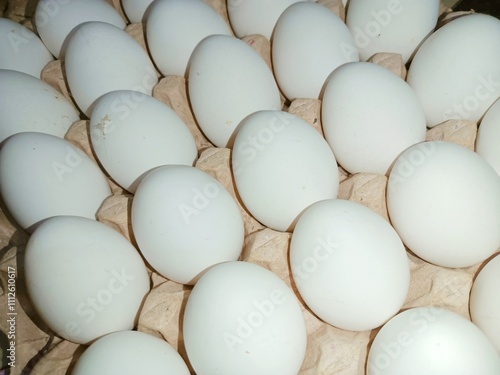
[0,0,494,374]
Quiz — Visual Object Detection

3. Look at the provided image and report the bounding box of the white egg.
[367,307,500,375]
[132,165,244,285]
[64,21,158,117]
[346,0,440,63]
[476,98,500,175]
[0,132,111,232]
[387,141,500,268]
[407,14,500,127]
[470,254,500,353]
[0,18,53,77]
[227,0,304,40]
[290,199,410,331]
[183,261,307,375]
[25,216,150,344]
[121,0,155,23]
[35,0,126,58]
[188,34,281,147]
[272,1,359,100]
[232,110,339,232]
[72,331,190,374]
[146,0,232,77]
[90,90,197,193]
[0,69,80,144]
[322,62,426,175]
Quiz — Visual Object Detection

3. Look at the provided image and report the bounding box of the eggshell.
[232,110,339,232]
[322,62,426,175]
[227,0,304,39]
[407,14,500,127]
[387,141,500,268]
[0,132,111,232]
[188,34,281,147]
[132,165,244,284]
[470,254,500,353]
[64,21,158,117]
[72,331,190,374]
[290,199,410,331]
[146,0,232,77]
[121,0,154,23]
[367,307,500,375]
[272,1,359,100]
[0,18,53,77]
[0,69,80,143]
[183,261,307,375]
[89,90,197,193]
[346,0,440,63]
[25,216,150,344]
[476,98,500,175]
[35,0,126,58]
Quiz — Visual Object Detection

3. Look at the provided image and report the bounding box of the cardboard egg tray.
[0,0,497,374]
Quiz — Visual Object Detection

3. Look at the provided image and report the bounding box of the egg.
[0,69,80,144]
[476,98,500,175]
[0,18,53,77]
[470,254,500,353]
[25,216,150,344]
[89,90,197,193]
[35,0,126,58]
[121,0,155,23]
[227,0,304,40]
[407,14,500,127]
[232,110,339,232]
[387,141,500,268]
[0,132,111,232]
[290,199,410,331]
[346,0,440,64]
[146,0,232,77]
[322,62,426,175]
[367,307,500,375]
[64,21,158,117]
[272,1,359,100]
[72,331,190,374]
[188,34,281,147]
[131,165,244,285]
[183,261,307,375]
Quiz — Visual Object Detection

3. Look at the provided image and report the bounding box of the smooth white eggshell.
[25,216,150,344]
[90,90,197,193]
[227,0,304,39]
[290,199,410,331]
[64,21,158,117]
[0,132,111,232]
[232,110,339,232]
[183,261,307,375]
[367,307,500,375]
[35,0,126,58]
[387,141,500,268]
[470,254,500,353]
[121,0,155,23]
[322,62,426,175]
[132,165,244,285]
[188,34,281,147]
[272,1,359,100]
[476,98,500,175]
[146,0,232,77]
[72,331,190,374]
[407,14,500,127]
[0,69,80,144]
[0,18,53,77]
[346,0,440,63]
